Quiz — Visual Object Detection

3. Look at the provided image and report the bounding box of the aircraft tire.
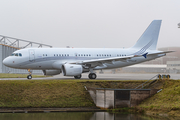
[27,75,32,79]
[88,73,92,79]
[88,73,96,79]
[74,75,82,79]
[91,73,97,79]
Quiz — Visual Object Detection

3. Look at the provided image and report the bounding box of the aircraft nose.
[3,58,8,66]
[3,57,11,67]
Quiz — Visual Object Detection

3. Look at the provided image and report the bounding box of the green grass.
[2,78,179,115]
[0,73,45,78]
[138,80,180,116]
[0,80,145,108]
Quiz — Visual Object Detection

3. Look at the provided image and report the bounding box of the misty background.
[0,0,179,48]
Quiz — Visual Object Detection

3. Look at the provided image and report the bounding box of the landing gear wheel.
[74,75,82,79]
[88,73,92,79]
[27,69,32,79]
[27,75,32,79]
[88,73,97,79]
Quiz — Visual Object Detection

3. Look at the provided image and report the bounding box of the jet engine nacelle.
[62,64,83,76]
[43,70,61,76]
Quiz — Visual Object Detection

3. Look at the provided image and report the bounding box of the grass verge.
[138,80,180,117]
[0,73,45,78]
[0,80,145,108]
[2,78,180,117]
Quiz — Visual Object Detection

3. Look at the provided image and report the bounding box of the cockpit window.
[11,53,22,57]
[19,53,22,56]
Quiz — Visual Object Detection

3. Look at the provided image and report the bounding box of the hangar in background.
[0,35,52,74]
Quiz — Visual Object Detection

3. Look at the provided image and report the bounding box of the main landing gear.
[73,73,97,79]
[88,73,97,79]
[74,75,82,79]
[27,69,32,79]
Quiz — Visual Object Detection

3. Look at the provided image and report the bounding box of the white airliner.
[3,20,172,79]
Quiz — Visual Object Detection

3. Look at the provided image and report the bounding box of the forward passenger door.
[29,50,35,62]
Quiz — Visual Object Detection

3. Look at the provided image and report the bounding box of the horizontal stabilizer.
[134,51,174,58]
[147,51,174,56]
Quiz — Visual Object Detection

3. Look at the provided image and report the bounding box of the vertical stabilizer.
[132,20,162,50]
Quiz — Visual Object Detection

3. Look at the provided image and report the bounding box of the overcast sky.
[0,0,179,48]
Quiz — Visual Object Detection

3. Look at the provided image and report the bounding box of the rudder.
[132,20,162,50]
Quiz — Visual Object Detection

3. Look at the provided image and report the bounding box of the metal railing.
[135,74,160,89]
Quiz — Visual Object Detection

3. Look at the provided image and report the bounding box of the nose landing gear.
[27,75,32,79]
[27,69,32,79]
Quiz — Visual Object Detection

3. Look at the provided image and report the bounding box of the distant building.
[167,61,180,73]
[121,64,166,73]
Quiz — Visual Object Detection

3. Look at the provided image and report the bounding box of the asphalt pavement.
[0,73,179,80]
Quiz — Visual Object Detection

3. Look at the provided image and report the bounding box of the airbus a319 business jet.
[3,20,172,79]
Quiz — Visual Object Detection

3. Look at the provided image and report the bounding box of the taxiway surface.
[0,73,179,80]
